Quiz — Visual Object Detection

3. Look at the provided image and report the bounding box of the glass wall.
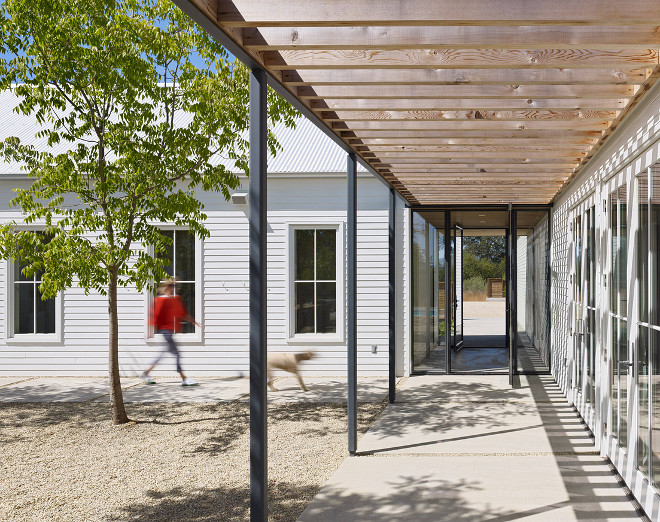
[515,210,550,373]
[412,211,446,372]
[586,207,596,405]
[636,164,660,485]
[611,185,628,448]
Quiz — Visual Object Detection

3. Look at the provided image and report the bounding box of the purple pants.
[152,329,183,373]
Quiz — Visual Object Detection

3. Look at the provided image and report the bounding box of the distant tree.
[0,0,297,424]
[463,236,505,264]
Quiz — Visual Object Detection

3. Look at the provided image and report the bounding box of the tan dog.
[267,351,314,391]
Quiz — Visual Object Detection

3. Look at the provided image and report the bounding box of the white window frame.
[145,226,204,344]
[4,228,62,344]
[287,221,344,344]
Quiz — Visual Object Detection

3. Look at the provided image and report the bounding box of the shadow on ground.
[108,482,317,521]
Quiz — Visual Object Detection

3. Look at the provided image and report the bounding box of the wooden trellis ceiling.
[186,0,660,205]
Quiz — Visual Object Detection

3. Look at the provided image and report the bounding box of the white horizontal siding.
[0,174,395,377]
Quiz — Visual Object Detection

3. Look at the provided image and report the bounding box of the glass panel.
[295,230,314,280]
[14,282,35,334]
[652,328,660,487]
[575,215,582,306]
[412,212,447,372]
[161,230,174,277]
[612,317,618,438]
[316,229,336,280]
[588,308,596,404]
[619,319,628,448]
[638,326,650,476]
[412,213,429,368]
[174,282,195,334]
[619,186,628,319]
[438,229,446,353]
[35,287,56,334]
[450,231,455,348]
[316,282,336,333]
[14,258,32,282]
[455,230,463,343]
[651,165,660,328]
[639,174,649,324]
[611,190,618,315]
[174,230,195,282]
[295,282,314,334]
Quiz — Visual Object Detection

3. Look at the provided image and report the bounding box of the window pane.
[161,230,174,277]
[639,174,649,323]
[295,230,314,280]
[14,282,34,334]
[175,282,195,334]
[651,164,660,327]
[619,319,628,448]
[14,258,33,282]
[611,190,618,314]
[175,231,195,282]
[611,317,618,437]
[316,282,336,333]
[295,282,314,334]
[412,213,430,368]
[316,229,336,280]
[36,287,56,334]
[652,328,660,487]
[619,186,628,319]
[638,326,650,477]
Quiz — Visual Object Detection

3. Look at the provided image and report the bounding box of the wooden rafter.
[180,0,660,204]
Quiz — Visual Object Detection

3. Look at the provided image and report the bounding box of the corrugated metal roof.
[0,90,365,175]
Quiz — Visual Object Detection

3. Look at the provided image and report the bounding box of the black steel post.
[389,188,396,403]
[508,205,517,385]
[546,208,552,373]
[445,212,452,374]
[249,67,268,522]
[347,153,358,455]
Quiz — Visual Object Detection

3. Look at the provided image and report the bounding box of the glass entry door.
[453,226,464,352]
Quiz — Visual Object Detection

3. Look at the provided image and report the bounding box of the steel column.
[445,213,452,374]
[546,208,552,373]
[389,188,396,403]
[508,205,518,386]
[249,67,268,522]
[347,153,358,455]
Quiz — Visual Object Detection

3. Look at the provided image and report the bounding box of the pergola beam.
[181,0,660,205]
[219,0,660,26]
[300,84,636,98]
[323,109,618,121]
[270,49,659,70]
[246,26,660,50]
[336,119,611,130]
[318,99,628,111]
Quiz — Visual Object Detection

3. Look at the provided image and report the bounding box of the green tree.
[0,0,297,424]
[463,236,505,264]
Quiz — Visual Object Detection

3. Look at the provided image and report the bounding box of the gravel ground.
[0,401,385,521]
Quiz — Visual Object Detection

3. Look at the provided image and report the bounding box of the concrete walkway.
[0,374,645,520]
[299,374,644,521]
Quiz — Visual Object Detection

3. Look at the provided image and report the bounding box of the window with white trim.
[5,232,61,342]
[158,229,198,334]
[13,258,56,335]
[292,227,338,335]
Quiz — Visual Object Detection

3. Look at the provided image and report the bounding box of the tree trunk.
[108,270,129,424]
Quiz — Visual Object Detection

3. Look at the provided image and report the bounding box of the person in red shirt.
[141,278,202,386]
